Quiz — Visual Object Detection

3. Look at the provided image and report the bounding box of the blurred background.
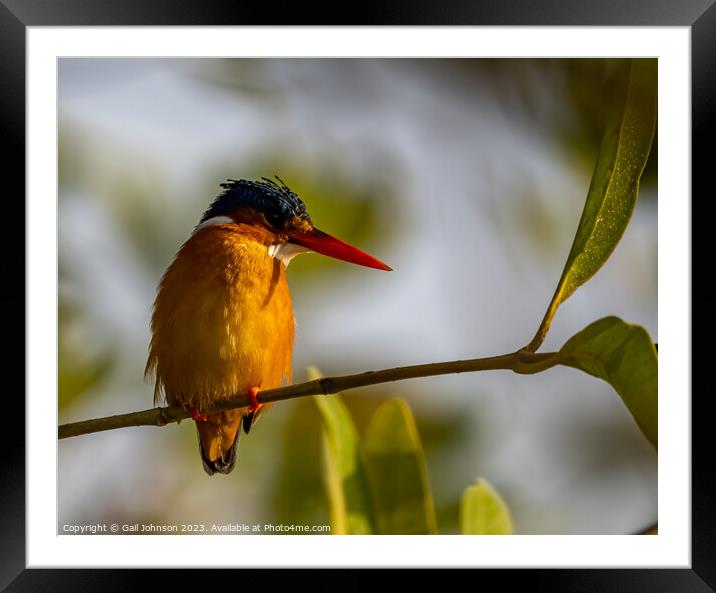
[58,58,657,535]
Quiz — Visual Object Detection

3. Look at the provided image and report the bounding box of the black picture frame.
[4,1,711,590]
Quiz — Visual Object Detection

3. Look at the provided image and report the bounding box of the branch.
[58,349,560,439]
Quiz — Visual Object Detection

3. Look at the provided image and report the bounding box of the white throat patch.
[191,219,312,268]
[268,243,313,267]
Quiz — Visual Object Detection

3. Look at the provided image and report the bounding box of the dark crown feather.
[199,176,311,228]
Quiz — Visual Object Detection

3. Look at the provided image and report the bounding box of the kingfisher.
[145,177,391,475]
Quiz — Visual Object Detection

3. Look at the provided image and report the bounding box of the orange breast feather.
[146,223,294,422]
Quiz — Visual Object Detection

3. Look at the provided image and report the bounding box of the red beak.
[287,228,392,271]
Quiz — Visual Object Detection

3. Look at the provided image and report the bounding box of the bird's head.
[197,177,392,271]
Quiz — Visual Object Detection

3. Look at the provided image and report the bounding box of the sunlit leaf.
[310,367,374,534]
[559,316,658,449]
[460,478,513,535]
[528,59,657,350]
[363,399,437,534]
[271,398,328,530]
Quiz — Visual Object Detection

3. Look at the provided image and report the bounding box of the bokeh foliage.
[314,384,511,535]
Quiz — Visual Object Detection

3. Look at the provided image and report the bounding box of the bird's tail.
[195,409,243,476]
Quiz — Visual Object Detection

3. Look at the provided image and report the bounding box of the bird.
[145,177,391,475]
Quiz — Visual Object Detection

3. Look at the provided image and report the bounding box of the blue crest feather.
[200,177,311,228]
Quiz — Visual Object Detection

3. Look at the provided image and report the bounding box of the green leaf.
[528,59,657,350]
[363,399,438,534]
[310,367,374,534]
[460,478,513,535]
[559,316,658,449]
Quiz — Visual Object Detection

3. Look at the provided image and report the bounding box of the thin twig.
[58,350,560,439]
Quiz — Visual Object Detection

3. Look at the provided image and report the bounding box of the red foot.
[247,386,261,413]
[189,404,208,422]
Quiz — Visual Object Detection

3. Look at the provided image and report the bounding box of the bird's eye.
[265,211,284,230]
